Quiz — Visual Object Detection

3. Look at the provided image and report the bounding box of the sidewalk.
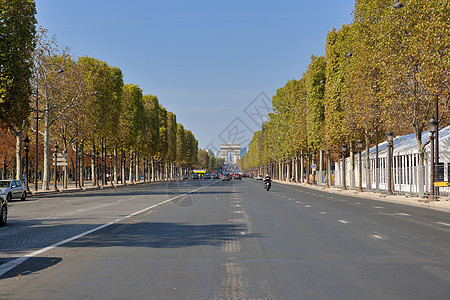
[274,180,450,213]
[26,180,150,197]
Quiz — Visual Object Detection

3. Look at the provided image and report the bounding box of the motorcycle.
[264,179,271,191]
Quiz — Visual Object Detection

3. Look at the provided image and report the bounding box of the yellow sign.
[434,182,450,187]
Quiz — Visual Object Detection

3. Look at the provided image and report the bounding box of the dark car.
[0,195,7,226]
[222,173,231,181]
[204,173,211,179]
[0,180,26,201]
[192,173,200,179]
[182,174,189,180]
[234,174,241,180]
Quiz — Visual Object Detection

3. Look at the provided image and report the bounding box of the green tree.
[0,0,36,180]
[305,55,326,151]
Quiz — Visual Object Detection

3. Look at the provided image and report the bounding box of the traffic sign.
[53,153,68,166]
[311,164,317,171]
[435,182,450,187]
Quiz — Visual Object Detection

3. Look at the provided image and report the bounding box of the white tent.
[335,126,450,197]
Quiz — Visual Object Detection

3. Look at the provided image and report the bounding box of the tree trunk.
[129,151,134,183]
[114,148,118,185]
[91,141,96,186]
[43,108,50,190]
[80,143,84,187]
[15,130,23,182]
[416,133,425,198]
[121,151,126,184]
[350,144,355,189]
[300,152,305,183]
[365,138,371,191]
[135,153,139,182]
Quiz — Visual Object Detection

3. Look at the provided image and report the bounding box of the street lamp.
[386,132,394,195]
[357,139,363,192]
[23,136,30,193]
[53,143,59,191]
[428,117,437,201]
[342,143,347,190]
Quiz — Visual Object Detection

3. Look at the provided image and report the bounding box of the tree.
[375,0,449,196]
[305,55,326,151]
[0,0,37,180]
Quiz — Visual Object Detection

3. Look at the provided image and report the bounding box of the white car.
[256,175,263,180]
[0,180,27,201]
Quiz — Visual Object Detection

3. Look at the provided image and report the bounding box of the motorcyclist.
[264,174,271,189]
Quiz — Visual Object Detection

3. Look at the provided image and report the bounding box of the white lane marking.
[304,205,311,208]
[371,212,411,216]
[0,184,209,277]
[295,201,300,204]
[355,202,361,205]
[374,206,384,209]
[319,212,327,215]
[436,222,450,227]
[338,219,350,224]
[371,234,384,239]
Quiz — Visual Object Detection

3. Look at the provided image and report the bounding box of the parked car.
[0,180,26,201]
[0,195,7,226]
[182,174,189,180]
[256,174,263,180]
[192,173,200,179]
[235,174,241,180]
[222,173,231,181]
[204,173,211,179]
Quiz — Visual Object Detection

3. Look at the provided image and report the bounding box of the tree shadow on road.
[67,222,261,249]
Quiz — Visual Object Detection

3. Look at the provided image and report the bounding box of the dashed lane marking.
[436,222,450,227]
[371,234,384,239]
[338,219,351,224]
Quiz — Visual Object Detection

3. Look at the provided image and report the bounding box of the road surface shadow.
[0,257,62,279]
[66,222,261,249]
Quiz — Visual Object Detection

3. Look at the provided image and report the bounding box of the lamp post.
[24,136,30,193]
[357,139,363,192]
[53,143,59,191]
[428,117,437,201]
[386,132,394,195]
[341,144,347,190]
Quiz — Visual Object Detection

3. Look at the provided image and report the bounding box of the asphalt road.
[0,179,449,299]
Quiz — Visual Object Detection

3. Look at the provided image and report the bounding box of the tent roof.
[364,125,450,157]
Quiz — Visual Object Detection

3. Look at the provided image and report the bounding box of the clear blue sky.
[36,0,355,153]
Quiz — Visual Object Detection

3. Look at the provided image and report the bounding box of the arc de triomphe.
[220,144,241,163]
